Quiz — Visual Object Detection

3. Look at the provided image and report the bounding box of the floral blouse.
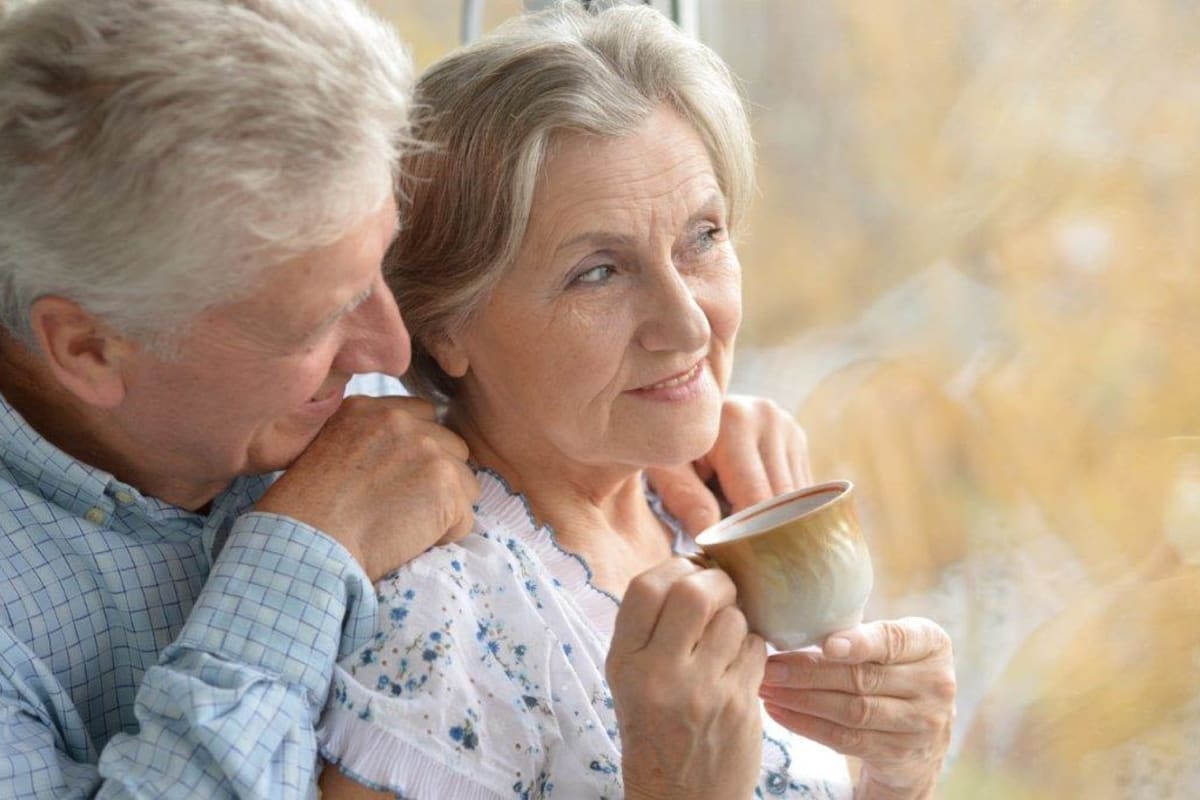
[318,468,852,799]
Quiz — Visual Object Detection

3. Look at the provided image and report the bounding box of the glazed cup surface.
[694,480,873,650]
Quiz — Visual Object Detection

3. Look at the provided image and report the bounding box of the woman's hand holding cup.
[608,558,767,800]
[758,618,957,800]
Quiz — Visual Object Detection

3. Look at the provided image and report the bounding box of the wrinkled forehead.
[527,109,724,241]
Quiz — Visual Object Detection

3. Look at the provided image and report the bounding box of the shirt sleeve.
[91,511,376,799]
[0,627,103,798]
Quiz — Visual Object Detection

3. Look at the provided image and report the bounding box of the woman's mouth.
[629,361,706,401]
[644,362,703,390]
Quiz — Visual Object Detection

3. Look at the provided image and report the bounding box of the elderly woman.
[319,5,954,799]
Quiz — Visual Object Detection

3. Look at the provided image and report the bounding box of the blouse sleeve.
[317,538,559,800]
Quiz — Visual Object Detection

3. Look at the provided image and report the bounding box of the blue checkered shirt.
[0,392,377,798]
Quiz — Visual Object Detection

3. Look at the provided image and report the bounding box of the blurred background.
[371,1,1200,796]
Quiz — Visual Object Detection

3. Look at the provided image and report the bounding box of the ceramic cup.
[693,480,873,650]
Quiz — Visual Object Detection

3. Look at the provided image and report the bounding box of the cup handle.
[684,552,718,570]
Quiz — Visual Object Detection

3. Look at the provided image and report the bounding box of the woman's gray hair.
[0,0,413,350]
[391,1,754,402]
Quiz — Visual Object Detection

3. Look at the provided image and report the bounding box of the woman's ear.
[29,296,134,409]
[428,332,470,379]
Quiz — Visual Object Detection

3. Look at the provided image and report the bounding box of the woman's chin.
[635,425,721,470]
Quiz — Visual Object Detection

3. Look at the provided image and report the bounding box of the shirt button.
[114,490,136,505]
[84,507,106,525]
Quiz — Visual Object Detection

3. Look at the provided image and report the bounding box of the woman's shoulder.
[371,468,543,601]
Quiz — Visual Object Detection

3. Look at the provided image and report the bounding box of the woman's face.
[442,106,742,473]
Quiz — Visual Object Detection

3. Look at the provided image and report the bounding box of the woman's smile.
[627,360,707,401]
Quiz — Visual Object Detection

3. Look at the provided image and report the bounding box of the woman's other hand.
[647,394,812,535]
[608,558,768,800]
[758,618,956,800]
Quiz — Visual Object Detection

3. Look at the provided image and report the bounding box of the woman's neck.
[447,407,675,597]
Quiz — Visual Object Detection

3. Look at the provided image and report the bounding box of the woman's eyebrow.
[554,194,727,255]
[687,192,727,225]
[555,230,635,255]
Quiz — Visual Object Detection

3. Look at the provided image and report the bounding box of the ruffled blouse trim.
[320,698,507,800]
[472,466,622,638]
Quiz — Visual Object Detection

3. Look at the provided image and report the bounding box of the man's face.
[113,197,409,500]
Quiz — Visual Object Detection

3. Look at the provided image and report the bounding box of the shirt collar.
[0,389,271,547]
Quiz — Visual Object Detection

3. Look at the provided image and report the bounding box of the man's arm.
[81,513,368,797]
[97,397,478,798]
[2,396,478,798]
[1,628,104,798]
[0,514,363,799]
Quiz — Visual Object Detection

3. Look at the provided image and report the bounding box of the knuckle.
[339,394,370,414]
[624,573,665,610]
[721,605,749,638]
[932,672,957,703]
[849,695,875,728]
[850,664,885,695]
[673,575,717,614]
[832,724,864,753]
[428,455,464,486]
[761,397,786,419]
[884,622,910,663]
[744,636,768,674]
[916,709,944,732]
[721,397,753,427]
[882,737,915,764]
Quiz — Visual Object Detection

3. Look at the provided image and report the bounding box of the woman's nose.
[636,264,711,354]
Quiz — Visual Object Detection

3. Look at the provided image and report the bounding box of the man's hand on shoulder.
[647,394,812,535]
[255,396,479,581]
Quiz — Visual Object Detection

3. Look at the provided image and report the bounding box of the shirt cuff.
[168,511,376,707]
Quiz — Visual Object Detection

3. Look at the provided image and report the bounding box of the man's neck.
[0,331,225,511]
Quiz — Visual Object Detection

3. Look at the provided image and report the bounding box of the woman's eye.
[697,226,725,250]
[573,264,615,285]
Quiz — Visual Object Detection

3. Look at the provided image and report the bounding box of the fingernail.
[824,636,852,660]
[763,661,789,685]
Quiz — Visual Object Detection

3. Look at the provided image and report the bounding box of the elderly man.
[0,1,813,797]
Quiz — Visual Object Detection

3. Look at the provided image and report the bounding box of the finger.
[761,703,925,761]
[379,395,439,421]
[693,604,749,670]
[649,568,738,655]
[415,419,471,462]
[611,558,702,654]
[645,463,722,535]
[761,431,797,497]
[822,618,951,665]
[436,470,480,545]
[757,688,933,734]
[761,650,916,698]
[786,424,814,487]
[731,632,768,686]
[708,432,773,514]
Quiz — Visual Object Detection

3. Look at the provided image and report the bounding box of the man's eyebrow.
[305,283,374,338]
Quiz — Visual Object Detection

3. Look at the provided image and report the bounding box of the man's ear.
[428,332,470,379]
[29,296,134,409]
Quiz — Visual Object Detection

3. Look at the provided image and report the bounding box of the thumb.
[645,463,721,536]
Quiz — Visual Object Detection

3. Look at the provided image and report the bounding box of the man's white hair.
[0,0,413,350]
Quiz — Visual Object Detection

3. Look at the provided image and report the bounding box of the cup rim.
[695,479,854,547]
